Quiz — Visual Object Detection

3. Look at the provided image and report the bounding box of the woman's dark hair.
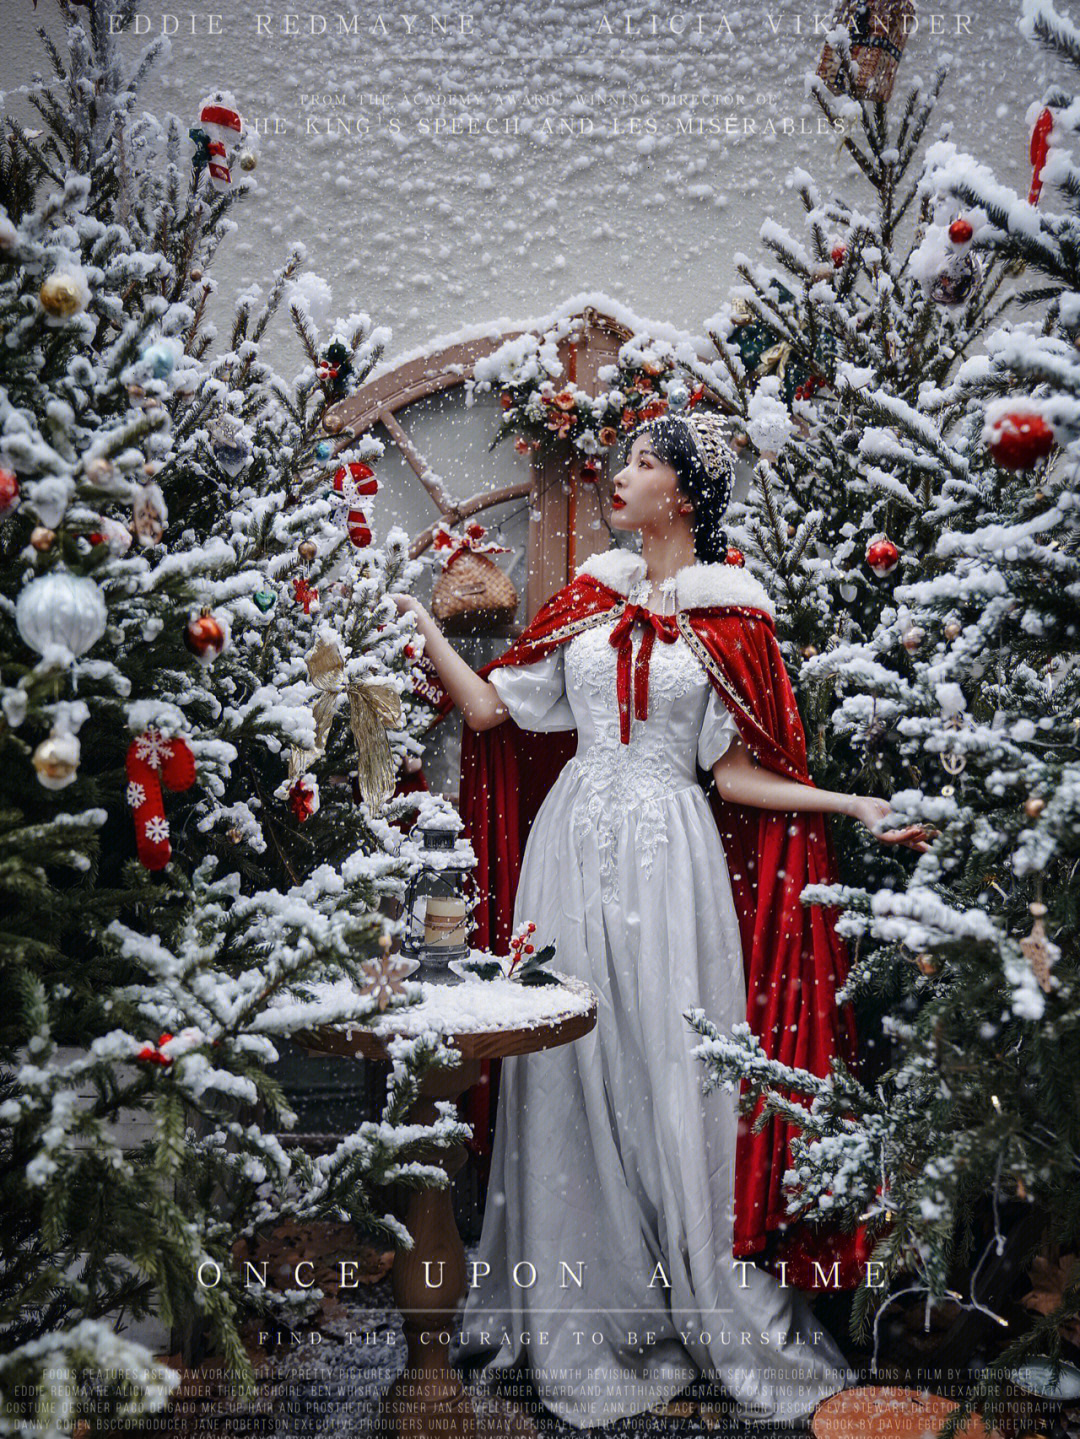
[624,415,731,563]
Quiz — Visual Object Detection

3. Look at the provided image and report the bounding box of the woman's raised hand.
[849,795,938,853]
[389,592,426,620]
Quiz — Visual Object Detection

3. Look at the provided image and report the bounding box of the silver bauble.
[15,571,107,657]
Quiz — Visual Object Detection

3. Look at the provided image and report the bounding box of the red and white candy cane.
[333,462,380,548]
[125,730,197,871]
[200,101,242,193]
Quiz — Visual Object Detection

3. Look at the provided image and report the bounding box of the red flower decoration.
[137,1032,174,1066]
[293,577,319,613]
[633,373,654,394]
[552,389,577,412]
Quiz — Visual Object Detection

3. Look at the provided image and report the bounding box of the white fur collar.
[574,547,774,617]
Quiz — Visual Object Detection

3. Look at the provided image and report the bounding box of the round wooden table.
[296,973,598,1439]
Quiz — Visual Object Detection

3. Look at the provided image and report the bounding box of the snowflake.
[143,815,170,843]
[357,952,411,1012]
[126,781,147,807]
[134,731,173,769]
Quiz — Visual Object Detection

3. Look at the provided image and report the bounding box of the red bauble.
[0,467,19,519]
[289,775,319,822]
[830,242,846,267]
[948,216,974,244]
[725,547,745,567]
[333,461,379,498]
[184,613,226,663]
[865,535,900,578]
[347,509,372,547]
[986,410,1056,470]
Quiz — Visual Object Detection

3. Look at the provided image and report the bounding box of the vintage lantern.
[399,819,479,981]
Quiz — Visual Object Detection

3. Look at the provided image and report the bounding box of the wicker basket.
[816,0,915,104]
[431,550,518,635]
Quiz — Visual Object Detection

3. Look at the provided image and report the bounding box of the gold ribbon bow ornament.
[289,638,403,812]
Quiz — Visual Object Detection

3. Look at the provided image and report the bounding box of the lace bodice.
[489,606,738,902]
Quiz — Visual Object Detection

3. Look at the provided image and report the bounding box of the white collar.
[574,547,774,618]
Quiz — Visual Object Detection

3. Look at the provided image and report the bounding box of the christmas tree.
[0,2,468,1430]
[686,5,1080,1419]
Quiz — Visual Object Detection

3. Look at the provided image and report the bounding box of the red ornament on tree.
[289,774,319,822]
[865,534,900,578]
[0,467,19,518]
[986,409,1056,470]
[137,1033,174,1066]
[333,461,380,547]
[293,577,319,613]
[1030,106,1054,205]
[947,216,974,244]
[126,731,197,870]
[184,612,226,665]
[830,242,847,268]
[725,547,745,567]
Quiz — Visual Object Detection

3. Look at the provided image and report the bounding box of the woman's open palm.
[851,795,938,853]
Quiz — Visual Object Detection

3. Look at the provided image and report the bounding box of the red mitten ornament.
[126,730,197,870]
[333,461,380,547]
[1030,107,1053,206]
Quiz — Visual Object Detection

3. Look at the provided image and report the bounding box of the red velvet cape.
[423,571,874,1290]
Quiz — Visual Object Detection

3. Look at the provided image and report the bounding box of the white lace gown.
[451,602,857,1430]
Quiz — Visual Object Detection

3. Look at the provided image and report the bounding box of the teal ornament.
[253,589,276,613]
[316,440,333,461]
[141,343,175,379]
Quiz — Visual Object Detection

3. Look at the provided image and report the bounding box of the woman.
[390,410,929,1431]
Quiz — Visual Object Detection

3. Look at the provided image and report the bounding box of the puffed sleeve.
[488,648,576,732]
[697,683,740,771]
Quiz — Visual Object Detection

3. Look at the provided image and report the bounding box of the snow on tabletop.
[284,967,597,1043]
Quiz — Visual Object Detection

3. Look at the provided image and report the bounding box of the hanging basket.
[816,0,915,104]
[431,550,518,635]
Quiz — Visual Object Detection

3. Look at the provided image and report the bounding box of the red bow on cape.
[423,572,875,1290]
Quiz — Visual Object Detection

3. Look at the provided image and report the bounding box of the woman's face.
[609,432,690,534]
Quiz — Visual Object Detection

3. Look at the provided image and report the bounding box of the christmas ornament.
[332,461,379,548]
[947,216,974,244]
[16,572,107,657]
[357,941,414,1012]
[126,730,196,870]
[239,150,257,171]
[32,729,80,790]
[88,518,132,555]
[189,267,204,282]
[430,519,517,633]
[184,612,227,665]
[1030,106,1054,205]
[136,1033,174,1066]
[1024,797,1046,819]
[317,340,353,397]
[902,626,924,652]
[665,381,690,410]
[288,773,319,822]
[30,526,54,552]
[83,457,115,487]
[579,458,601,483]
[133,482,167,547]
[140,342,175,379]
[209,416,251,476]
[293,576,319,613]
[728,283,835,407]
[197,98,242,191]
[316,440,334,461]
[1020,901,1055,993]
[865,534,900,578]
[830,241,847,267]
[347,512,373,547]
[928,251,983,307]
[253,589,276,613]
[985,408,1056,470]
[297,539,318,562]
[0,467,20,518]
[288,638,404,813]
[724,547,745,567]
[39,270,88,318]
[816,0,914,103]
[944,620,962,641]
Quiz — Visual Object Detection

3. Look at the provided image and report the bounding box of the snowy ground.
[268,1242,827,1438]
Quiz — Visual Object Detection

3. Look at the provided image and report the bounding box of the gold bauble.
[239,151,257,171]
[902,626,925,652]
[30,526,55,552]
[1024,797,1045,819]
[189,267,203,282]
[802,643,819,658]
[915,953,938,976]
[39,272,84,317]
[944,621,962,641]
[32,732,80,789]
[298,539,318,562]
